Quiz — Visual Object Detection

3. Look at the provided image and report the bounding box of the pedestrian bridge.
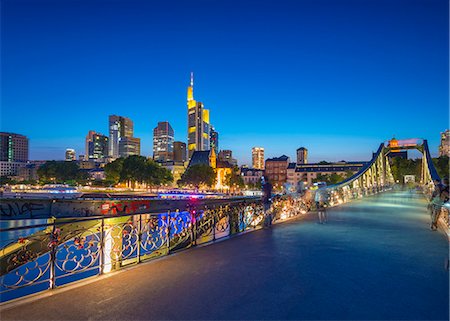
[1,191,448,320]
[0,138,448,319]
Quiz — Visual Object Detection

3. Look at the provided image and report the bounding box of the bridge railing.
[0,195,311,303]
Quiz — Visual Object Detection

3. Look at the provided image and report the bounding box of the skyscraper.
[108,115,136,158]
[187,73,211,158]
[296,147,308,164]
[0,132,29,176]
[252,147,265,170]
[89,133,108,160]
[119,137,141,158]
[210,127,219,155]
[439,129,450,157]
[153,121,174,162]
[173,141,187,163]
[65,149,76,161]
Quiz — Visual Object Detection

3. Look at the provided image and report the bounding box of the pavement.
[1,191,448,320]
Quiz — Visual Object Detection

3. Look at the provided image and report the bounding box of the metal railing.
[0,196,311,303]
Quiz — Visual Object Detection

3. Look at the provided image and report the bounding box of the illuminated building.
[0,132,29,176]
[153,121,174,162]
[119,137,141,158]
[241,168,264,186]
[439,129,450,157]
[109,115,134,159]
[65,149,76,161]
[218,150,237,166]
[286,161,367,187]
[252,147,264,170]
[296,147,308,164]
[87,133,108,161]
[210,127,219,155]
[187,73,211,158]
[265,155,290,188]
[173,141,187,163]
[187,149,231,189]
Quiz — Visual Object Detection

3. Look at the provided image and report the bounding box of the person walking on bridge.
[429,179,448,230]
[315,186,328,224]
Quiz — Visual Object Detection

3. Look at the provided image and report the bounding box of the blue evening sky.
[1,0,448,164]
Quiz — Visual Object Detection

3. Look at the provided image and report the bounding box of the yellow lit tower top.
[187,72,196,109]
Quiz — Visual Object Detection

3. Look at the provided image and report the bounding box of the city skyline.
[2,0,448,164]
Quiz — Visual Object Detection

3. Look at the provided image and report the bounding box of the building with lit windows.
[187,73,211,158]
[119,137,141,158]
[265,155,290,189]
[65,149,76,161]
[0,132,29,176]
[296,147,308,164]
[286,161,367,187]
[87,133,108,161]
[210,127,219,155]
[252,147,264,170]
[109,115,135,159]
[439,129,450,157]
[153,121,174,162]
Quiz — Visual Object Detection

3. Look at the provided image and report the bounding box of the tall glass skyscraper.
[108,115,136,159]
[187,73,211,158]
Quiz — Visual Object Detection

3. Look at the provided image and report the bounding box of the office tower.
[119,137,140,158]
[210,127,219,155]
[439,129,450,157]
[0,132,29,176]
[65,149,76,161]
[187,73,211,158]
[153,121,174,162]
[296,147,308,165]
[88,133,108,160]
[173,141,187,163]
[109,115,134,159]
[252,147,265,170]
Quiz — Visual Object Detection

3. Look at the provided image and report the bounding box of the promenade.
[1,191,448,320]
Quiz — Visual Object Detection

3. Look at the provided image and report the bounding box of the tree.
[224,166,244,189]
[105,158,124,184]
[313,173,346,185]
[37,161,81,183]
[178,164,216,188]
[390,157,421,183]
[433,156,449,179]
[105,156,173,188]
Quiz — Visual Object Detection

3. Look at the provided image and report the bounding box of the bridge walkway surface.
[1,191,448,320]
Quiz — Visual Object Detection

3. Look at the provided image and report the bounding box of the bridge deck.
[1,191,448,320]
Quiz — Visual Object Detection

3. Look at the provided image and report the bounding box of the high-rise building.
[119,137,140,158]
[173,141,187,163]
[210,127,219,155]
[187,73,211,158]
[109,115,134,159]
[88,133,108,161]
[439,129,450,157]
[0,132,29,176]
[153,121,174,162]
[296,147,308,165]
[65,149,76,161]
[252,147,265,170]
